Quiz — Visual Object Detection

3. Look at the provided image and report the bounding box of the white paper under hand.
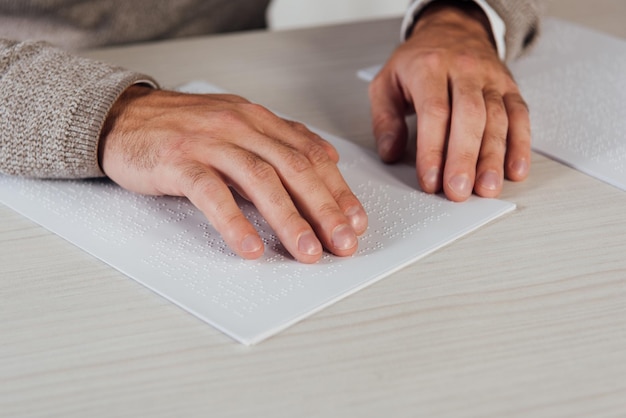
[0,81,515,345]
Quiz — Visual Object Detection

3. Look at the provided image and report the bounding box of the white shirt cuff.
[401,0,507,61]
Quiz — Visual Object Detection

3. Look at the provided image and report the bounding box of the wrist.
[98,84,153,173]
[411,1,496,48]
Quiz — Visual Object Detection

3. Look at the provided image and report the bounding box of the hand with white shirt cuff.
[369,0,531,201]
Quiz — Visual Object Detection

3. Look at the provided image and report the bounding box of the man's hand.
[369,1,531,201]
[99,86,368,263]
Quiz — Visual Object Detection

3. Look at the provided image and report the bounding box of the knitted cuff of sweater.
[0,40,157,179]
[483,0,544,60]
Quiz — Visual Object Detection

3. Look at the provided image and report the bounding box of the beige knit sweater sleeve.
[484,0,544,60]
[0,40,156,178]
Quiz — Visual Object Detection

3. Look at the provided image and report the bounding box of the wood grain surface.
[2,2,625,416]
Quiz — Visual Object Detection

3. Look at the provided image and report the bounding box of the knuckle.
[419,156,444,173]
[188,171,218,195]
[244,155,276,182]
[481,147,505,163]
[420,98,450,120]
[283,209,304,225]
[281,148,312,174]
[181,165,226,202]
[506,100,531,137]
[243,102,273,119]
[220,211,246,230]
[316,201,342,219]
[506,93,530,115]
[510,106,530,125]
[305,144,332,167]
[484,93,507,123]
[480,151,503,163]
[484,89,503,105]
[214,108,245,125]
[266,189,289,209]
[333,188,359,208]
[276,210,307,236]
[489,105,507,125]
[420,51,445,70]
[485,132,507,151]
[454,53,480,71]
[289,120,310,134]
[290,122,335,152]
[457,92,485,120]
[456,149,479,164]
[372,110,401,129]
[419,145,445,162]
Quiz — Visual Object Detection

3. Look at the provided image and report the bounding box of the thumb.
[368,72,408,163]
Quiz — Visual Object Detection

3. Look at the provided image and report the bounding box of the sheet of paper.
[0,81,514,345]
[511,19,626,191]
[357,18,626,192]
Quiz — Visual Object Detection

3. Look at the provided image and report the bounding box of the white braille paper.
[511,19,626,191]
[0,81,515,345]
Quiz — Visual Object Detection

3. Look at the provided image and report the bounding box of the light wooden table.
[2,3,625,417]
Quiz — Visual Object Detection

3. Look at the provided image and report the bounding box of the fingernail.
[345,205,368,234]
[422,167,440,191]
[241,234,263,253]
[477,170,501,191]
[448,174,471,197]
[331,224,357,251]
[511,159,529,177]
[298,231,322,256]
